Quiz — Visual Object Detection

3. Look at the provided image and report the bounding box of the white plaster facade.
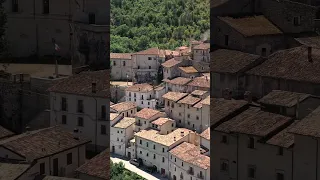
[125,86,165,109]
[111,55,132,81]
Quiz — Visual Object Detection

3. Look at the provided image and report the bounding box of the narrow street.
[110,154,168,180]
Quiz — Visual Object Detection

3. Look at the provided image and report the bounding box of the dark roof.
[187,77,210,88]
[177,95,201,105]
[246,46,320,84]
[295,36,320,48]
[76,149,109,180]
[0,126,14,140]
[210,98,248,126]
[210,49,260,73]
[215,107,292,137]
[161,58,182,68]
[0,163,30,180]
[266,121,299,148]
[47,70,110,98]
[289,106,320,137]
[218,15,283,37]
[193,43,210,50]
[0,126,91,161]
[258,90,310,107]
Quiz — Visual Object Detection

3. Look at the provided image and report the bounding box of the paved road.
[110,154,168,180]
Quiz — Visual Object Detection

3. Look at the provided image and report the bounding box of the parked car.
[129,159,140,167]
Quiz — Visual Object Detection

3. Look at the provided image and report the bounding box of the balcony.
[187,169,194,175]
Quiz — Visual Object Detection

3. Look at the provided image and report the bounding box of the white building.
[132,47,165,83]
[164,77,192,93]
[0,126,90,178]
[110,117,135,157]
[134,108,166,132]
[200,127,210,155]
[192,43,210,72]
[76,149,109,180]
[3,0,109,67]
[169,142,210,180]
[162,58,183,80]
[110,53,132,81]
[125,83,165,109]
[48,70,110,152]
[110,102,137,117]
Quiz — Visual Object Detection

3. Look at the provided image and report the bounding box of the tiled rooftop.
[76,149,110,179]
[152,118,174,126]
[135,128,191,147]
[126,83,153,92]
[210,49,260,73]
[110,53,132,59]
[187,77,210,88]
[177,95,201,105]
[200,127,210,140]
[289,106,320,137]
[247,46,320,83]
[161,58,182,68]
[113,117,135,129]
[47,70,110,98]
[0,125,14,140]
[168,77,192,85]
[134,47,162,55]
[218,15,282,37]
[258,90,310,107]
[191,90,208,96]
[179,66,198,74]
[134,108,161,120]
[193,43,210,50]
[110,113,121,121]
[162,92,188,102]
[169,142,210,169]
[0,163,30,180]
[0,126,91,161]
[215,107,292,137]
[193,96,210,108]
[266,121,299,148]
[110,102,137,112]
[295,36,320,48]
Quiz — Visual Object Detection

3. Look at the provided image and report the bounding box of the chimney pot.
[308,47,313,62]
[92,83,96,93]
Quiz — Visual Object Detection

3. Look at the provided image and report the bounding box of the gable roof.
[134,47,161,55]
[193,43,210,50]
[258,90,310,107]
[110,102,137,112]
[125,83,153,92]
[110,53,132,60]
[161,58,182,68]
[0,163,30,180]
[134,108,161,120]
[162,92,188,102]
[0,126,14,140]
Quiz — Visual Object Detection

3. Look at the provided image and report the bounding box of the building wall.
[111,58,132,81]
[183,105,202,132]
[201,137,210,152]
[110,127,126,156]
[201,104,210,131]
[193,49,210,64]
[112,107,137,117]
[50,92,109,151]
[135,113,165,132]
[126,90,156,109]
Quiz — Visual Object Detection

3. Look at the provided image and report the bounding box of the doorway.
[53,158,58,176]
[161,168,165,175]
[112,146,115,153]
[128,152,131,159]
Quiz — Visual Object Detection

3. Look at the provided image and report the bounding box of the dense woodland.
[111,161,146,180]
[110,0,210,53]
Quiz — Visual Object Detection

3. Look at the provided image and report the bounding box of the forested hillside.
[110,0,210,53]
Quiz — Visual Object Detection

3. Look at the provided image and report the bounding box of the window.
[220,74,225,82]
[123,61,126,66]
[117,138,119,141]
[261,48,267,56]
[293,16,301,26]
[196,116,199,120]
[101,105,106,119]
[220,159,229,172]
[140,151,142,154]
[162,157,165,162]
[141,101,143,104]
[175,158,176,162]
[153,145,156,149]
[12,0,18,12]
[224,35,229,46]
[248,137,255,149]
[62,115,67,124]
[148,57,152,60]
[101,125,106,135]
[146,142,148,147]
[188,121,190,125]
[61,97,67,111]
[43,0,49,14]
[162,148,165,152]
[149,66,151,69]
[140,140,142,144]
[137,66,140,69]
[179,113,181,116]
[187,114,190,118]
[221,135,227,144]
[118,145,121,149]
[146,153,149,156]
[188,167,194,175]
[40,163,45,174]
[182,162,184,166]
[77,100,84,113]
[278,147,283,156]
[67,153,72,165]
[276,172,284,180]
[78,117,83,127]
[113,61,116,66]
[248,165,256,178]
[88,13,96,24]
[148,102,150,105]
[153,154,156,159]
[187,105,190,109]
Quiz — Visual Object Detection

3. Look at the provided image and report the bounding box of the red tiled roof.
[200,128,210,140]
[162,92,188,102]
[110,102,137,112]
[152,118,174,126]
[134,108,161,120]
[125,83,153,92]
[168,77,192,85]
[134,47,161,55]
[187,77,210,88]
[110,53,132,59]
[193,43,210,50]
[162,58,182,68]
[179,66,198,74]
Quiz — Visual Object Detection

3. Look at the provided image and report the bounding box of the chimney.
[92,83,96,93]
[308,47,313,62]
[223,88,232,100]
[244,91,252,103]
[181,131,184,137]
[73,128,79,140]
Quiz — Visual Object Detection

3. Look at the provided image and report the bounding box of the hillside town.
[110,41,211,180]
[210,0,320,180]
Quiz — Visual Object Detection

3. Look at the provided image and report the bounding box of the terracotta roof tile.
[193,43,210,50]
[110,102,137,112]
[110,53,132,59]
[113,117,135,129]
[289,106,320,137]
[168,77,192,85]
[266,121,299,148]
[295,36,320,48]
[187,77,210,88]
[134,108,161,120]
[191,90,208,96]
[179,66,198,74]
[162,58,182,68]
[178,95,201,105]
[215,107,292,137]
[247,46,320,83]
[169,142,210,169]
[47,70,110,98]
[76,149,110,179]
[135,128,191,147]
[162,92,188,102]
[210,49,261,73]
[134,47,161,55]
[126,83,153,92]
[0,126,91,160]
[258,90,310,107]
[218,15,283,37]
[0,163,30,180]
[0,126,14,140]
[200,128,210,140]
[151,118,174,126]
[193,96,210,108]
[110,113,121,121]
